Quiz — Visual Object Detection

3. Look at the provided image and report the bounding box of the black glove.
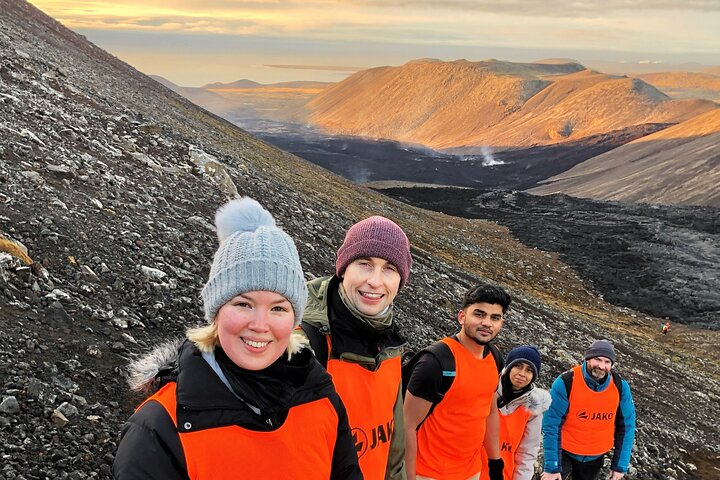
[488,458,504,480]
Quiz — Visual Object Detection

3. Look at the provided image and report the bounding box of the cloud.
[355,0,720,17]
[28,0,720,58]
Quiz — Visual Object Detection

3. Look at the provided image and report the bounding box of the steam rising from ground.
[480,146,505,166]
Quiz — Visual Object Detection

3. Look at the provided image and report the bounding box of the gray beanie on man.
[584,339,617,364]
[201,197,307,327]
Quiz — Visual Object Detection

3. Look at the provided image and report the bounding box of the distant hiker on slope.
[299,215,413,480]
[480,345,551,480]
[113,198,361,480]
[541,340,636,480]
[662,322,670,335]
[404,283,511,480]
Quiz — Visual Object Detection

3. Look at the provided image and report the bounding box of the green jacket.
[301,275,408,480]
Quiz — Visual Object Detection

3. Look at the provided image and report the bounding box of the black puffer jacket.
[113,339,362,479]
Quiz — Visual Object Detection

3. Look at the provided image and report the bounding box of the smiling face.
[215,290,295,371]
[508,361,534,390]
[586,356,613,381]
[341,256,401,316]
[458,301,504,348]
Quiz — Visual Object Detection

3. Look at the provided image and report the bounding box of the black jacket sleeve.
[113,400,188,480]
[329,392,364,480]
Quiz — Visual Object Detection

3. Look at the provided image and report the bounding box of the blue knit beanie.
[201,197,307,327]
[504,345,541,382]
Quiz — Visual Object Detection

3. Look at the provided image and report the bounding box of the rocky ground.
[377,187,720,330]
[0,1,719,479]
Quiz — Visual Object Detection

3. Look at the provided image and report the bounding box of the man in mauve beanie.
[542,339,636,480]
[300,215,412,480]
[335,215,413,288]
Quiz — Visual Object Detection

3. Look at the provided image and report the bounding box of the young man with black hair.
[404,283,511,480]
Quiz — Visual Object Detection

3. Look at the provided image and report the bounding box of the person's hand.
[608,471,625,480]
[540,473,562,480]
[487,458,504,480]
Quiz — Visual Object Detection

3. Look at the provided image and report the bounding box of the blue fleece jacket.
[542,362,636,473]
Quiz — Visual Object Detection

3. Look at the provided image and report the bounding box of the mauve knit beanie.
[335,216,413,287]
[201,197,307,326]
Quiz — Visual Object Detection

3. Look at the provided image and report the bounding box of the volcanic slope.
[0,1,718,479]
[637,72,720,101]
[305,59,717,150]
[529,108,720,207]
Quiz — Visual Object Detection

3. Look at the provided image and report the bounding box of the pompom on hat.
[201,197,307,327]
[335,216,413,287]
[504,345,541,382]
[584,339,616,364]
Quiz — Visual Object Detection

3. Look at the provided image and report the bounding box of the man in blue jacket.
[541,340,636,480]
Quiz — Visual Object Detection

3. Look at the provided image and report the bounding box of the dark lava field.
[247,119,666,190]
[377,186,720,330]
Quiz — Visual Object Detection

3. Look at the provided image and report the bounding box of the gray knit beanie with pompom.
[201,197,307,327]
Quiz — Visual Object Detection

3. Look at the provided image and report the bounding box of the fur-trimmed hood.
[126,332,310,395]
[127,337,183,394]
[521,387,552,415]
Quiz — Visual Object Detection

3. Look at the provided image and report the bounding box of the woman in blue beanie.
[113,197,361,479]
[481,345,551,480]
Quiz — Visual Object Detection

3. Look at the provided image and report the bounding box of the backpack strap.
[611,371,623,401]
[403,339,501,400]
[426,341,456,402]
[402,341,455,401]
[300,322,330,368]
[401,341,455,427]
[561,369,574,397]
[487,342,503,374]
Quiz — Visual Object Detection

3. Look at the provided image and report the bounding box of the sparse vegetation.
[0,235,32,264]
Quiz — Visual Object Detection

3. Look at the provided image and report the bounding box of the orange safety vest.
[327,352,402,480]
[144,382,338,479]
[561,365,620,456]
[479,405,531,480]
[416,337,499,480]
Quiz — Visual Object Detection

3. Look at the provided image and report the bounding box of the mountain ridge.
[202,79,261,89]
[304,59,717,150]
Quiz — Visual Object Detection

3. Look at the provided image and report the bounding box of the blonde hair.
[186,322,308,360]
[186,322,218,353]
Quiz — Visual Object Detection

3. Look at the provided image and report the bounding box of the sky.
[28,1,720,86]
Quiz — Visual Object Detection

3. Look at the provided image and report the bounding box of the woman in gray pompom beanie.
[114,197,362,480]
[196,196,308,369]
